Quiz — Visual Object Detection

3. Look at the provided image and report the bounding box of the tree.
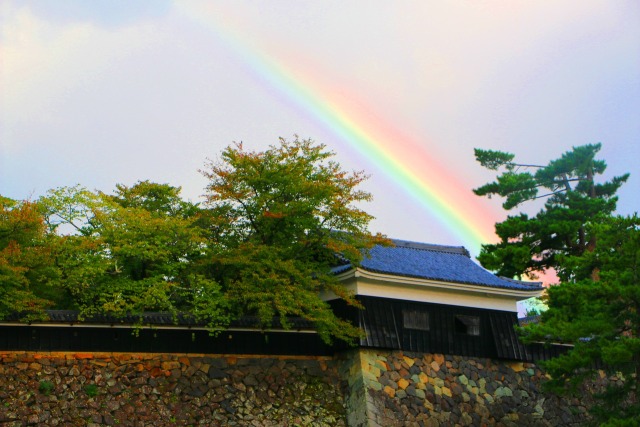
[200,137,387,344]
[521,216,640,425]
[474,144,637,424]
[37,185,102,236]
[108,180,201,219]
[36,183,228,328]
[0,197,57,320]
[473,143,628,281]
[2,138,385,345]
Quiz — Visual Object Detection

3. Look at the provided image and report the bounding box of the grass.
[38,380,54,396]
[84,384,99,397]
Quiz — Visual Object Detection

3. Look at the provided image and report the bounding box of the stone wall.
[355,349,591,427]
[0,349,598,426]
[0,352,346,426]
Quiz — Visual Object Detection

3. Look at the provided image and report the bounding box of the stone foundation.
[0,352,346,426]
[356,349,590,426]
[0,350,596,426]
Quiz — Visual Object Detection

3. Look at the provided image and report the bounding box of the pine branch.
[512,163,546,169]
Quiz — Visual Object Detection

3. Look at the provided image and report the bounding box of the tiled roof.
[335,239,542,291]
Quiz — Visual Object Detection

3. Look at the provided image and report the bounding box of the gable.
[331,239,543,312]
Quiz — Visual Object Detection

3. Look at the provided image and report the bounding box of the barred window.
[403,309,429,331]
[455,315,480,336]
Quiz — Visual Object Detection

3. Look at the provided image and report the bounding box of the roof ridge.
[498,276,543,287]
[391,239,470,257]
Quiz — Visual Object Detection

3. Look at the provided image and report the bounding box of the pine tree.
[474,143,638,423]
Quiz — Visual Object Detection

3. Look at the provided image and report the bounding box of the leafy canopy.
[0,198,56,320]
[200,137,388,343]
[0,137,385,344]
[0,182,227,329]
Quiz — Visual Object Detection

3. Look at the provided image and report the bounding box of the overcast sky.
[1,1,638,261]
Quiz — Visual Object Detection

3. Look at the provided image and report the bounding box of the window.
[455,315,480,336]
[403,309,429,331]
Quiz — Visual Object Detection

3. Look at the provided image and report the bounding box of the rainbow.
[177,4,498,253]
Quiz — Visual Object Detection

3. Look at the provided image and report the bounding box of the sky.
[1,1,639,266]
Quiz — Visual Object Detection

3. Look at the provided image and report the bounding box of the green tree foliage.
[475,143,637,423]
[520,216,640,425]
[109,180,200,219]
[34,182,227,328]
[473,143,628,280]
[37,185,101,236]
[0,197,56,320]
[0,138,384,344]
[200,137,388,343]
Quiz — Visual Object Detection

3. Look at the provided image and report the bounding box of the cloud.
[9,0,171,28]
[1,1,638,250]
[1,5,166,152]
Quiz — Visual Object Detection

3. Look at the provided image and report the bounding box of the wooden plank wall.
[354,296,569,362]
[0,326,331,356]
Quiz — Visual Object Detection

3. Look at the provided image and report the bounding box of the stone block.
[370,381,382,391]
[383,386,396,398]
[161,361,180,371]
[375,361,389,372]
[431,377,444,388]
[495,387,513,398]
[508,362,525,373]
[409,365,421,376]
[369,366,381,378]
[402,356,415,368]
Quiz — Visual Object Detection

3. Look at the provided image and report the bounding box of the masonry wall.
[0,352,347,426]
[353,349,592,427]
[0,350,599,426]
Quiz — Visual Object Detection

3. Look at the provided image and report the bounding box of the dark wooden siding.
[0,326,332,356]
[343,296,502,358]
[523,342,571,362]
[331,296,568,361]
[358,296,401,349]
[1,301,571,361]
[489,312,529,360]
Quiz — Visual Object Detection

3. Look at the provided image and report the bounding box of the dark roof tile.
[340,239,542,291]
